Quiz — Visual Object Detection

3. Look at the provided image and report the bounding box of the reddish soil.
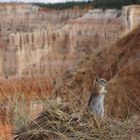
[0,77,52,100]
[0,125,14,140]
[0,76,52,139]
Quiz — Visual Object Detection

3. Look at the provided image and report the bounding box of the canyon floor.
[0,3,140,140]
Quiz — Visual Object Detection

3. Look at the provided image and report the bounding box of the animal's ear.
[95,75,100,82]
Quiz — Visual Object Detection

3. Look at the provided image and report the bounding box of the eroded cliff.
[1,4,140,80]
[0,5,123,79]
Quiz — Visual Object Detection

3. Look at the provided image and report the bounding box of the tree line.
[33,1,91,10]
[33,0,140,10]
[93,0,140,9]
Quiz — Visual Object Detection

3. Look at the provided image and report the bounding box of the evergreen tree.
[132,0,136,4]
[92,0,140,9]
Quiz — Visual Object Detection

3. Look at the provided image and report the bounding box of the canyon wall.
[0,4,140,80]
[0,3,38,14]
[0,5,122,79]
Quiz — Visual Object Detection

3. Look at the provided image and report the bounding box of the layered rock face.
[0,4,123,79]
[0,3,38,14]
[123,5,140,32]
[0,3,89,79]
[1,4,140,80]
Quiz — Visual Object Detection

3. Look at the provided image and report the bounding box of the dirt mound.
[14,105,110,140]
[53,26,140,119]
[14,101,140,140]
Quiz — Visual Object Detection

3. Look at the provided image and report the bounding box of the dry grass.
[13,98,140,140]
[0,77,139,140]
[0,75,139,140]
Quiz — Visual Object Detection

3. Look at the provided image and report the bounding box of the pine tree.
[132,0,136,4]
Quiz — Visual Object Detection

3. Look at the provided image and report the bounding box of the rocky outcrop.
[123,5,140,32]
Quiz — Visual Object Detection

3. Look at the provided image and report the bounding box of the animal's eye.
[101,79,105,83]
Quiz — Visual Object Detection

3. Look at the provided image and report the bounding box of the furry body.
[88,77,107,118]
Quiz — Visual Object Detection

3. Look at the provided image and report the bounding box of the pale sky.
[0,0,89,3]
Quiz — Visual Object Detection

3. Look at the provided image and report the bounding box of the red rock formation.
[0,8,124,79]
[1,4,140,80]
